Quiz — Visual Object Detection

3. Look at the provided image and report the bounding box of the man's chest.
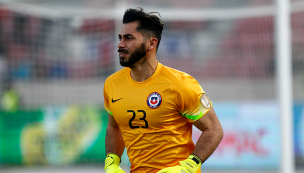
[108,85,183,129]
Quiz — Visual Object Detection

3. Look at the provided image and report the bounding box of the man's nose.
[117,40,125,49]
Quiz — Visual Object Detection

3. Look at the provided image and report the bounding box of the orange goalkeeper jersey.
[103,62,211,173]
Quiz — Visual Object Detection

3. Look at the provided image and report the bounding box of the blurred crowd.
[0,5,304,110]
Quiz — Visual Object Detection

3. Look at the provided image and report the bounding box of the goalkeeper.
[103,7,224,173]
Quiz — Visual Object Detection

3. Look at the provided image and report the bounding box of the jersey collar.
[127,61,162,87]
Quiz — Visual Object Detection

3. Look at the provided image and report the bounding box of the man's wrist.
[105,153,121,166]
[189,154,202,165]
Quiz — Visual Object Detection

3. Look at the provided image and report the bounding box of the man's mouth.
[118,49,128,54]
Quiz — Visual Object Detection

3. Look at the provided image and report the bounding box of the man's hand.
[104,154,126,173]
[157,155,202,173]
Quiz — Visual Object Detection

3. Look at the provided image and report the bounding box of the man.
[103,7,223,173]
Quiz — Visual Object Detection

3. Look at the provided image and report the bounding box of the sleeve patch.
[200,94,211,109]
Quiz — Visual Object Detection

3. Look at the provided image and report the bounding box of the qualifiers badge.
[200,94,211,109]
[147,92,162,109]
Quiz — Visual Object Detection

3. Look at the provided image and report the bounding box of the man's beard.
[119,43,147,67]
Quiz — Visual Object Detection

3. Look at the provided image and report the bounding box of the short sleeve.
[176,76,212,122]
[103,80,113,115]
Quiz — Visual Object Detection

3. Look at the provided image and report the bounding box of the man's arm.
[192,106,224,163]
[104,114,126,173]
[105,113,125,157]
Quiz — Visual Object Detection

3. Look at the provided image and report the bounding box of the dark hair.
[122,7,164,51]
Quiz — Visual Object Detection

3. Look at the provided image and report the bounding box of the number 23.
[127,110,148,129]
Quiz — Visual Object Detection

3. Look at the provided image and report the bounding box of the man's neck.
[130,58,158,82]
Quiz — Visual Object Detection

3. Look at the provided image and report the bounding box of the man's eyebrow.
[118,34,134,37]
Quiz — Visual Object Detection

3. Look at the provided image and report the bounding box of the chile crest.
[147,92,162,109]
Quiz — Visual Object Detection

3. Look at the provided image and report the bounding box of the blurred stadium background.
[0,0,303,173]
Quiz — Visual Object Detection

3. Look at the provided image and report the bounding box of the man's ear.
[148,38,158,51]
